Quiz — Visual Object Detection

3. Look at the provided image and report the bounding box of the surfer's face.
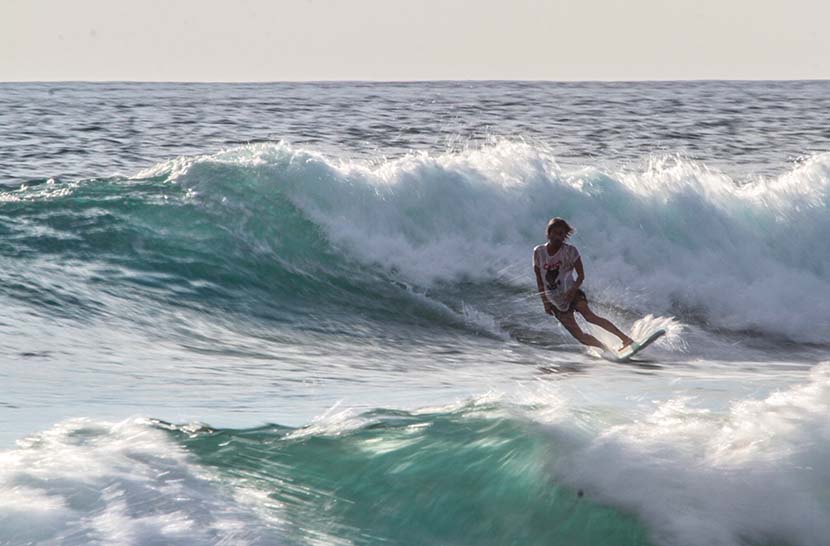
[548,225,568,244]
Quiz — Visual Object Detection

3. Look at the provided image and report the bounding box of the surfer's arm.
[534,266,554,315]
[564,257,586,301]
[574,257,585,289]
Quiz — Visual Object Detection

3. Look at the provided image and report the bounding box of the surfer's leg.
[555,311,605,349]
[574,300,634,349]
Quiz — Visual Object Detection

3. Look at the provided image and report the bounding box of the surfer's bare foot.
[619,337,634,350]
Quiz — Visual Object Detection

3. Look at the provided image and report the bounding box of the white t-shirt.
[533,243,581,311]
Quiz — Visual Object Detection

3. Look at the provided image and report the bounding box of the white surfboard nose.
[612,329,666,362]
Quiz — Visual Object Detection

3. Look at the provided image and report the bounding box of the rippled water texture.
[3,81,830,185]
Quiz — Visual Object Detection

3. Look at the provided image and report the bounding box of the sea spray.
[156,142,830,341]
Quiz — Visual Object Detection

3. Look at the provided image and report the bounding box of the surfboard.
[609,328,666,362]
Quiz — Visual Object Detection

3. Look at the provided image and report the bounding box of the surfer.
[533,217,634,350]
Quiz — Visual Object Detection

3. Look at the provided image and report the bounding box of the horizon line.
[3,77,830,85]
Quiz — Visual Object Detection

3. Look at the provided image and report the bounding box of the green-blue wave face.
[167,408,652,546]
[0,174,462,344]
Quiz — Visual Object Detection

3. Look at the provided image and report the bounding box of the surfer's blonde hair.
[546,217,575,238]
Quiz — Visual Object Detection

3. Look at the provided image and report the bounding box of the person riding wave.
[533,217,633,350]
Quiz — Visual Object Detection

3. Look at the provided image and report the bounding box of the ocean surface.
[1,81,829,546]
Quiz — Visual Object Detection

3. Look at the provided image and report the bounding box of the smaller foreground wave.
[4,363,829,546]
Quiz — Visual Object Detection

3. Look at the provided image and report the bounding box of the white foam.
[0,418,282,545]
[150,141,830,342]
[551,362,830,546]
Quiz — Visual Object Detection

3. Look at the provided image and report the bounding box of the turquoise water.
[1,82,829,545]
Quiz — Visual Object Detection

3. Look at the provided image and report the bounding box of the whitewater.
[1,81,828,546]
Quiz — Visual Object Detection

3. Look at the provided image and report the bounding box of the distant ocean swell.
[1,141,829,342]
[3,362,829,545]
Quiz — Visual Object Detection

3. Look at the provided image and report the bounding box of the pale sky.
[2,0,829,81]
